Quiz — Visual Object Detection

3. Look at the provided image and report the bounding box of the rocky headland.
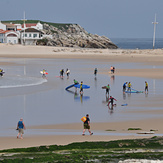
[37,23,118,49]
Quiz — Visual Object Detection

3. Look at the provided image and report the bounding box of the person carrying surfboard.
[66,68,70,79]
[145,81,148,93]
[108,96,117,108]
[42,69,46,77]
[106,84,110,95]
[82,114,93,136]
[127,82,132,92]
[80,81,83,95]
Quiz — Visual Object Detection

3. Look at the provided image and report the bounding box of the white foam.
[0,76,47,88]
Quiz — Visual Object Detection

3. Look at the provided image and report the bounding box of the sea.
[111,38,163,49]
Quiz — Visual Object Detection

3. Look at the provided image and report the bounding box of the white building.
[20,28,43,45]
[22,22,43,30]
[0,21,6,30]
[0,29,19,44]
[0,20,44,45]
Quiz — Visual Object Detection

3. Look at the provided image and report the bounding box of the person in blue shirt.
[123,82,128,92]
[17,118,26,139]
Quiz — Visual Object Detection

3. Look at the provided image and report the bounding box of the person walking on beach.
[123,82,128,92]
[106,84,110,95]
[108,96,117,108]
[66,68,70,79]
[110,66,114,74]
[74,79,79,92]
[127,82,132,92]
[16,118,26,139]
[60,69,64,78]
[82,114,93,136]
[80,81,83,95]
[145,81,148,93]
[94,68,98,76]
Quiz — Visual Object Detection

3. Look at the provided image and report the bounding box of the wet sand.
[0,44,163,150]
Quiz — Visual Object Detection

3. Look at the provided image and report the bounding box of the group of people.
[73,79,84,95]
[60,68,70,79]
[123,81,148,93]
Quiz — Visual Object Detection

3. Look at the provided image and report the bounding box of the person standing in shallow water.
[145,81,148,93]
[82,114,93,136]
[17,118,26,139]
[94,68,97,76]
[80,81,83,95]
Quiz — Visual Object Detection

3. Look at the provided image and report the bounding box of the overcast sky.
[0,0,163,38]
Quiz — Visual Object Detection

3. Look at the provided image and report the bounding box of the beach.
[0,44,163,150]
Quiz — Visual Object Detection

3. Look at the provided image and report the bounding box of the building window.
[29,34,31,37]
[33,34,37,38]
[25,34,27,37]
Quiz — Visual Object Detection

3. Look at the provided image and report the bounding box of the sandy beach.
[0,43,163,150]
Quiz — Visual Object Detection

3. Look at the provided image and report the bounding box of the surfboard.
[74,84,90,89]
[125,91,143,93]
[40,71,48,75]
[121,103,128,106]
[65,84,75,90]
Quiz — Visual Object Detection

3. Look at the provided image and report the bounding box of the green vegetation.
[0,137,163,162]
[2,20,72,30]
[36,38,49,45]
[128,128,142,130]
[105,129,116,131]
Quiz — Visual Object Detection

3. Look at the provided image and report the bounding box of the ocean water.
[0,58,163,136]
[111,38,163,49]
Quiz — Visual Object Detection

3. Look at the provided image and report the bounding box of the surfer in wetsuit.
[108,96,117,108]
[66,68,70,79]
[145,81,148,93]
[80,81,83,95]
[0,69,4,76]
[123,82,128,92]
[60,69,64,78]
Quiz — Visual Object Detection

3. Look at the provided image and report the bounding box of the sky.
[0,0,163,38]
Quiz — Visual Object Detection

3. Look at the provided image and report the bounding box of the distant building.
[20,28,43,45]
[0,29,19,44]
[0,20,44,45]
[22,22,43,30]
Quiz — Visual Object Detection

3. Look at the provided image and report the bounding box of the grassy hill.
[2,20,73,30]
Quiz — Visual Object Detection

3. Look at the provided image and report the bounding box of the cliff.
[37,23,118,49]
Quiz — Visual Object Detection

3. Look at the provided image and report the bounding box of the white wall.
[6,37,18,44]
[0,22,6,30]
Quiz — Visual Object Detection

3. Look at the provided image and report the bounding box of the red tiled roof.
[22,24,37,28]
[0,29,6,33]
[0,30,18,34]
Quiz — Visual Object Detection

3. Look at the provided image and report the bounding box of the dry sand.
[0,44,163,150]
